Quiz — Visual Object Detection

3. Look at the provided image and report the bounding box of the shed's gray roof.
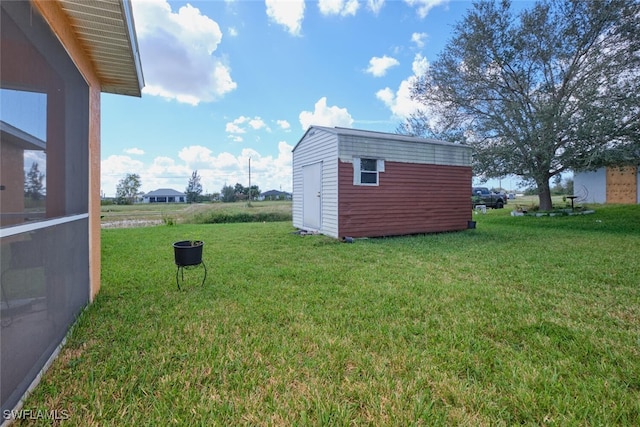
[293,125,469,152]
[144,188,185,197]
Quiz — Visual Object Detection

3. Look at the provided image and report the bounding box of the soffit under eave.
[56,0,144,97]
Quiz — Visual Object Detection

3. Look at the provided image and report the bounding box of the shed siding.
[292,129,339,237]
[574,166,640,204]
[338,160,472,238]
[574,169,606,203]
[338,135,471,167]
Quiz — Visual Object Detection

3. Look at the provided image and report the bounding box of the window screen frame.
[353,157,385,186]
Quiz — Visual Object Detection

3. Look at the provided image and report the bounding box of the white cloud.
[132,0,237,105]
[277,119,291,130]
[367,0,385,14]
[242,141,293,192]
[226,123,246,135]
[102,143,295,196]
[412,53,429,75]
[365,55,400,77]
[265,0,305,36]
[299,97,354,130]
[228,27,238,37]
[124,147,145,155]
[376,54,428,119]
[248,117,268,130]
[318,0,360,16]
[101,155,146,196]
[404,0,448,18]
[225,116,270,139]
[411,32,427,49]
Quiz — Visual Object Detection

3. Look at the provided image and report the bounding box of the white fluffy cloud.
[132,0,237,105]
[102,143,294,196]
[299,97,354,130]
[365,55,400,77]
[277,120,291,130]
[367,0,385,14]
[266,0,305,36]
[404,0,448,19]
[124,147,145,155]
[376,54,428,119]
[411,32,427,48]
[225,116,270,141]
[318,0,360,16]
[101,155,146,195]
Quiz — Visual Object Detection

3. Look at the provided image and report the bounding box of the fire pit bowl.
[172,240,206,290]
[173,240,204,266]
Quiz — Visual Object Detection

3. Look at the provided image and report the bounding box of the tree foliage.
[403,0,640,210]
[185,170,203,203]
[24,161,45,201]
[115,173,141,205]
[221,184,237,203]
[222,183,261,202]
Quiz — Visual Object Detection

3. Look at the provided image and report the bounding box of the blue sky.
[101,0,527,196]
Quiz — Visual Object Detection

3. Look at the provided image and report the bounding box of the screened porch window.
[1,1,90,415]
[0,2,88,228]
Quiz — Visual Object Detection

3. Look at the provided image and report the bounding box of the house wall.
[34,0,103,300]
[574,169,607,203]
[338,161,472,238]
[574,167,640,204]
[1,0,100,413]
[606,166,638,204]
[292,129,339,237]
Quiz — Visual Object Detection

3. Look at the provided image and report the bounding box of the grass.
[16,205,640,425]
[101,201,292,225]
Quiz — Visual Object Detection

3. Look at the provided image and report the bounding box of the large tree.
[403,0,640,210]
[115,173,141,205]
[185,170,203,203]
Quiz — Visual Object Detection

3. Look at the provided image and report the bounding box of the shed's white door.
[302,162,322,230]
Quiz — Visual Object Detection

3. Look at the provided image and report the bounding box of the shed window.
[353,158,384,186]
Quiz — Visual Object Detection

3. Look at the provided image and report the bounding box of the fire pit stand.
[173,240,207,290]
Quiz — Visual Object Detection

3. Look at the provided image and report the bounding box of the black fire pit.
[173,240,207,290]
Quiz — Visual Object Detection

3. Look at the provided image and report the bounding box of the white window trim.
[353,158,384,186]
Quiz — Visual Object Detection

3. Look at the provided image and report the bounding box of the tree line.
[113,170,262,204]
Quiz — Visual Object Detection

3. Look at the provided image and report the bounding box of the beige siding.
[338,134,471,166]
[292,128,339,237]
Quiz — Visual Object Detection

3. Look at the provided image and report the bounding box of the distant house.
[0,0,143,415]
[292,126,472,239]
[259,189,292,201]
[574,165,639,204]
[143,189,186,203]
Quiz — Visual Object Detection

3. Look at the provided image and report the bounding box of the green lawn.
[101,201,292,225]
[17,205,640,425]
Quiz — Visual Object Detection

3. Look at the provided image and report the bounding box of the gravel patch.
[101,219,163,229]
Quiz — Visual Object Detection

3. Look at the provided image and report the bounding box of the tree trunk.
[537,178,553,211]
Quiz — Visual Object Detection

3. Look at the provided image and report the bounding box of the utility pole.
[248,157,251,202]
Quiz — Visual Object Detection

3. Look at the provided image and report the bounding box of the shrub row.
[190,211,292,224]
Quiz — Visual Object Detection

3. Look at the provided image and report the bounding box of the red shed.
[292,126,472,239]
